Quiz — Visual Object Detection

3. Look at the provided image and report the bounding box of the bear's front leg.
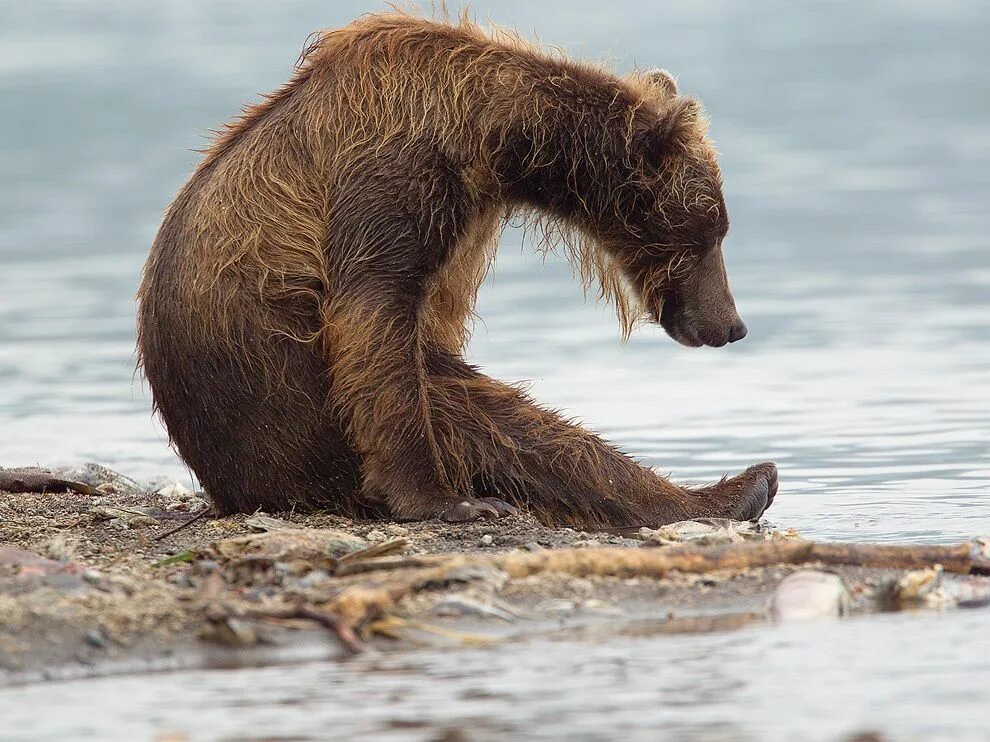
[326,293,517,522]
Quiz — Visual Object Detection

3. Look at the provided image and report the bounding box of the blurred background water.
[1,0,988,543]
[1,2,989,739]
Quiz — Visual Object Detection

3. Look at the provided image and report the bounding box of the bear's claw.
[442,497,519,522]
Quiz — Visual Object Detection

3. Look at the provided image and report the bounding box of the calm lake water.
[1,1,988,740]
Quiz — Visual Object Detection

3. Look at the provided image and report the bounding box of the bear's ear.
[645,68,679,99]
[633,97,699,163]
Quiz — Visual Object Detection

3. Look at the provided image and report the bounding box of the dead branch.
[153,508,210,541]
[245,603,364,655]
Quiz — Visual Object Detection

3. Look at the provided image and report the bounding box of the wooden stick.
[483,540,989,578]
[326,539,990,580]
[246,604,364,654]
[153,508,210,541]
[0,468,96,496]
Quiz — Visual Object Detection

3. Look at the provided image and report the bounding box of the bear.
[136,11,778,528]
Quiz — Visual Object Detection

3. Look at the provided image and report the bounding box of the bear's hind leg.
[424,347,777,528]
[692,462,779,521]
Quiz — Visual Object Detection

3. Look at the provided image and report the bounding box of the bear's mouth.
[656,294,710,348]
[661,315,704,348]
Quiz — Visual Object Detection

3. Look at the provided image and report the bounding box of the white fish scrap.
[894,563,990,609]
[639,518,798,547]
[894,565,948,608]
[155,481,195,499]
[767,570,850,622]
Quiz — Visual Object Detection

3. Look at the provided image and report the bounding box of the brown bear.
[136,12,778,527]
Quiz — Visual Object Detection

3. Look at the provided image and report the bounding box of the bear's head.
[608,70,746,348]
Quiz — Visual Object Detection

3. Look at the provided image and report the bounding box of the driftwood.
[321,539,990,636]
[0,468,96,496]
[335,539,990,581]
[486,540,990,578]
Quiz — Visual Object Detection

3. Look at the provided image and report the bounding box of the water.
[1,1,988,542]
[3,608,990,741]
[1,1,988,739]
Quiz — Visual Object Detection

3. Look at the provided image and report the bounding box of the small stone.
[105,575,137,596]
[89,506,158,528]
[207,617,258,647]
[386,524,409,537]
[195,559,220,574]
[167,573,195,589]
[575,538,601,548]
[81,570,115,593]
[84,629,108,649]
[480,534,494,546]
[366,529,386,543]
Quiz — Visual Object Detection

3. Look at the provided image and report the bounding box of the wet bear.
[137,12,777,526]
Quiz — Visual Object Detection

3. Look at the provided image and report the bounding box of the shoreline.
[2,466,989,687]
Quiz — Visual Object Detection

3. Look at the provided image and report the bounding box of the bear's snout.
[728,319,748,343]
[658,244,747,349]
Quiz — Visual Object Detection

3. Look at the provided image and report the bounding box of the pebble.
[166,573,195,589]
[386,524,410,537]
[194,559,220,574]
[575,538,601,548]
[366,529,386,543]
[84,628,108,649]
[480,534,494,547]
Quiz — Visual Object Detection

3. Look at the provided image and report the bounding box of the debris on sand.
[885,559,990,610]
[1,463,990,684]
[637,518,798,546]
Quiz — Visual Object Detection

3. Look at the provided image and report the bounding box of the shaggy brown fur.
[137,12,777,527]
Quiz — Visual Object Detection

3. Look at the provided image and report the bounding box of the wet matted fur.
[137,11,777,527]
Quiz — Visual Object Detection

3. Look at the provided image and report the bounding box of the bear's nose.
[728,320,748,343]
